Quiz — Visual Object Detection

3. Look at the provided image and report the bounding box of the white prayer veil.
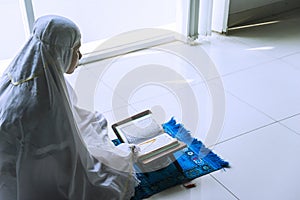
[0,15,136,200]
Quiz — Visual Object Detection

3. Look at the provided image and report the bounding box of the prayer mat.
[112,118,229,199]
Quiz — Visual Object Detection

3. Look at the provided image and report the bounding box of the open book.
[111,110,186,164]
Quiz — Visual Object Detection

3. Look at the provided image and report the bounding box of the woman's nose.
[78,51,82,60]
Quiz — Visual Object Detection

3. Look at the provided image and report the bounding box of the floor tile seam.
[224,90,281,122]
[275,113,300,136]
[276,112,300,122]
[100,79,220,116]
[209,174,240,200]
[211,57,279,80]
[111,79,208,106]
[102,110,300,139]
[277,121,300,137]
[225,91,300,129]
[212,112,300,146]
[278,51,300,63]
[270,50,300,60]
[211,121,278,147]
[91,55,274,102]
[80,39,281,107]
[74,51,293,89]
[95,70,300,132]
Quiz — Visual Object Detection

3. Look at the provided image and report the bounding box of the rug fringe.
[162,117,229,170]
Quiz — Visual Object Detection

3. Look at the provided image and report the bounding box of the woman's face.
[66,44,82,74]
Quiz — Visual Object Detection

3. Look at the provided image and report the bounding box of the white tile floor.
[69,9,300,200]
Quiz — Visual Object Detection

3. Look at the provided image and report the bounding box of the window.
[0,0,193,66]
[32,0,178,45]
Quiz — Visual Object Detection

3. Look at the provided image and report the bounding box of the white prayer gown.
[0,15,136,200]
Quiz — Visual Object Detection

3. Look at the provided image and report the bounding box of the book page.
[118,115,163,144]
[137,133,177,157]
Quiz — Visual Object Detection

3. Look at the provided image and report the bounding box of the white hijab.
[0,15,136,200]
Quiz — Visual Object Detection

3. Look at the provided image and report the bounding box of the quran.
[111,110,186,164]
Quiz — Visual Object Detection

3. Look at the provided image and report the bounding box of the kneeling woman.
[0,15,137,200]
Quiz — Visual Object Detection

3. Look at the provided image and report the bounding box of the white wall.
[0,1,26,60]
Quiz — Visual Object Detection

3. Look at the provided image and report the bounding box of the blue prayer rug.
[112,118,229,200]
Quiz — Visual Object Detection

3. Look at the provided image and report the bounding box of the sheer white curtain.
[199,0,213,36]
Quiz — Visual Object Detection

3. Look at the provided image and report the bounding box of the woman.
[0,15,137,200]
